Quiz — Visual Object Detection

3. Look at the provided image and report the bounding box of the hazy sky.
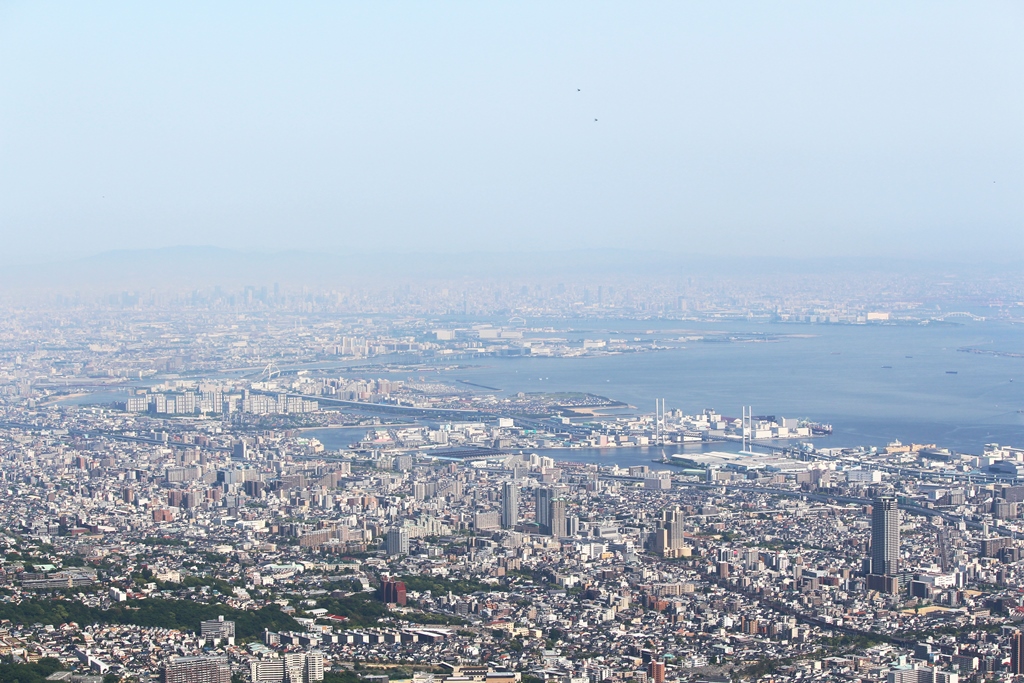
[1,2,1021,262]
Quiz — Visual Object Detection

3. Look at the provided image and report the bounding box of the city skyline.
[2,3,1021,262]
[2,3,1023,683]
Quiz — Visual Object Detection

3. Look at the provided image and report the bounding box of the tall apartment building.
[386,527,409,557]
[473,511,500,531]
[871,495,899,576]
[549,498,567,538]
[200,615,235,645]
[886,666,958,683]
[1011,631,1024,675]
[163,656,231,683]
[652,506,689,558]
[250,652,324,683]
[535,487,552,533]
[379,579,407,606]
[501,481,518,529]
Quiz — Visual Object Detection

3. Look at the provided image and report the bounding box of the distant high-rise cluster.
[652,506,690,558]
[535,486,570,537]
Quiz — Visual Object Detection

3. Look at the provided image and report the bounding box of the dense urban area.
[3,0,1022,679]
[1,278,1024,683]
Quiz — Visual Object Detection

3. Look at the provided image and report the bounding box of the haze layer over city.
[0,4,1023,683]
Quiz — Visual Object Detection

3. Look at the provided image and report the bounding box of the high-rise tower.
[535,487,552,533]
[871,495,899,576]
[549,497,567,538]
[664,506,685,549]
[386,527,409,557]
[501,481,518,529]
[1012,631,1024,675]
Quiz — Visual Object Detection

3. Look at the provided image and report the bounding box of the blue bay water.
[430,319,1024,454]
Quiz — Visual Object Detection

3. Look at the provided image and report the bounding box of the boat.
[946,370,958,374]
[807,422,833,435]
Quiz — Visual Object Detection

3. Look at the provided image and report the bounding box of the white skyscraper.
[386,527,409,557]
[501,481,518,529]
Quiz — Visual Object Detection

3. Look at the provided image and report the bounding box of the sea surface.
[426,319,1024,455]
